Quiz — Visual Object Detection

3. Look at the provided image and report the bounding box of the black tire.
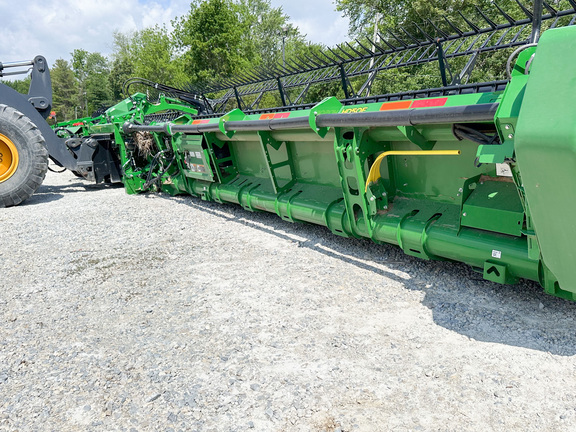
[0,104,48,207]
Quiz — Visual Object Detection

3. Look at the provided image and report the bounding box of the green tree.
[51,59,77,121]
[111,26,187,94]
[237,0,296,69]
[173,0,256,82]
[335,0,408,36]
[72,49,113,116]
[335,0,498,38]
[109,31,134,99]
[71,49,90,116]
[85,52,113,114]
[106,0,308,105]
[109,56,134,100]
[131,26,187,85]
[1,77,31,94]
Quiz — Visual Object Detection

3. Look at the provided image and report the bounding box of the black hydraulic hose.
[142,150,165,190]
[316,103,499,128]
[122,103,499,136]
[47,165,67,173]
[453,124,500,145]
[225,116,309,132]
[170,123,220,134]
[123,122,171,135]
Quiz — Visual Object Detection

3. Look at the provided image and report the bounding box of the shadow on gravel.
[23,180,124,206]
[167,195,576,357]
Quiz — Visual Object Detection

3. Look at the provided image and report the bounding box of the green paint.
[514,26,576,299]
[461,180,524,237]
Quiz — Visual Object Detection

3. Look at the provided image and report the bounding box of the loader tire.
[0,104,48,207]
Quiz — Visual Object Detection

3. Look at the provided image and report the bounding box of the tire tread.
[0,104,49,207]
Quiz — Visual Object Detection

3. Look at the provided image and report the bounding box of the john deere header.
[41,1,576,300]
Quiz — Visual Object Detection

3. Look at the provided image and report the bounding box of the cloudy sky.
[0,0,349,68]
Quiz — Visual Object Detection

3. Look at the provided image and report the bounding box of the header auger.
[2,1,576,301]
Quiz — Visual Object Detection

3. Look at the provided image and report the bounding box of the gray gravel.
[2,169,576,432]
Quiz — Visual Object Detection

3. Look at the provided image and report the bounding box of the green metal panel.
[461,180,524,237]
[389,138,481,204]
[177,135,215,182]
[291,136,341,188]
[514,26,576,298]
[229,137,268,179]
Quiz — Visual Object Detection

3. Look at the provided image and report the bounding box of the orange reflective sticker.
[380,100,412,111]
[260,112,290,120]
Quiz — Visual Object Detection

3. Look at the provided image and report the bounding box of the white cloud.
[292,14,349,47]
[270,0,349,46]
[0,0,190,66]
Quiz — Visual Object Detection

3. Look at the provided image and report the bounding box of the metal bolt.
[370,196,375,201]
[383,205,388,209]
[463,212,467,217]
[382,192,387,196]
[508,133,514,139]
[504,124,511,130]
[458,188,463,192]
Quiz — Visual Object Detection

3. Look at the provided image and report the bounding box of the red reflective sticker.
[192,119,210,125]
[411,97,448,108]
[72,122,84,126]
[380,100,412,111]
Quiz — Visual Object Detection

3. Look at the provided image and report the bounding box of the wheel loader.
[0,56,124,206]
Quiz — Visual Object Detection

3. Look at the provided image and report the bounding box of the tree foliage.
[51,59,77,121]
[111,26,187,89]
[1,77,31,94]
[237,0,296,69]
[71,49,114,116]
[173,0,255,81]
[334,0,537,93]
[336,0,497,37]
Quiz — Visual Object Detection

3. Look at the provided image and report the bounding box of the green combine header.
[2,1,576,300]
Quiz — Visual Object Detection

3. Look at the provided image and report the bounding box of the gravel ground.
[2,169,576,432]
